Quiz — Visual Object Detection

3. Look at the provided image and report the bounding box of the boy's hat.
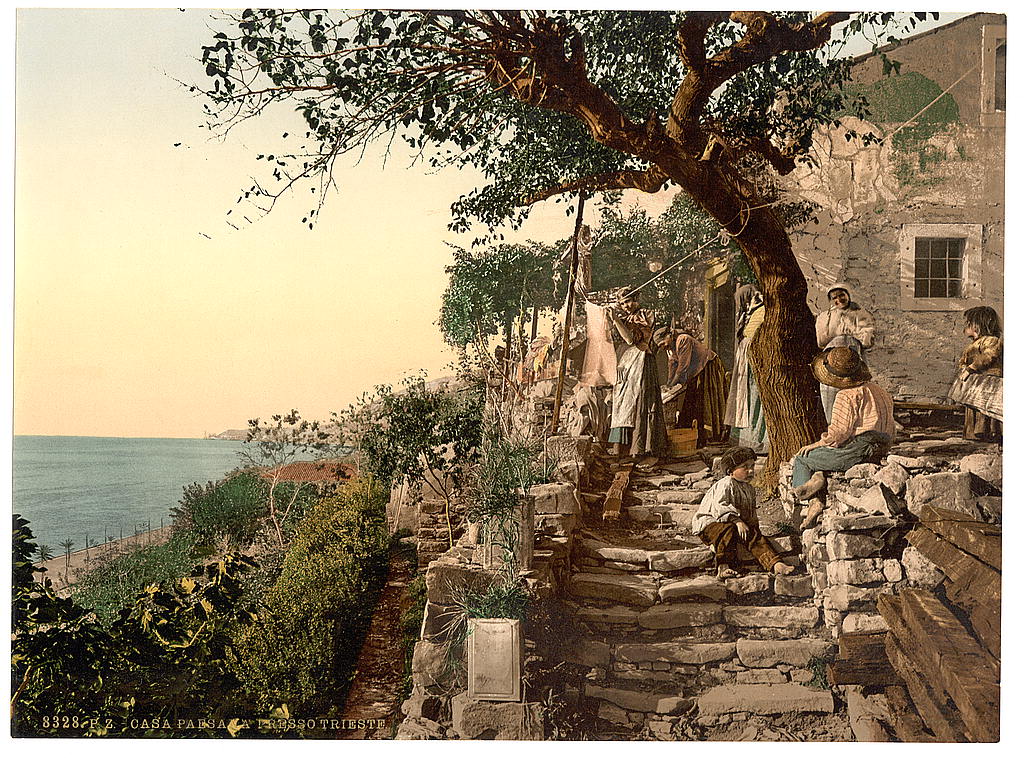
[812,346,871,389]
[720,446,756,473]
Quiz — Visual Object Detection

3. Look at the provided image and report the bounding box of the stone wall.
[785,439,1002,640]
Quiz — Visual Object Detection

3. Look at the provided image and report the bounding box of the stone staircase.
[557,460,849,740]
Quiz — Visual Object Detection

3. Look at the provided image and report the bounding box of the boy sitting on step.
[692,447,795,579]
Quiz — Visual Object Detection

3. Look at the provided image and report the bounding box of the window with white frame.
[900,223,983,311]
[981,24,1006,128]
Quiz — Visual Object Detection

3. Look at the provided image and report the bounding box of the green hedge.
[173,472,271,548]
[232,478,390,714]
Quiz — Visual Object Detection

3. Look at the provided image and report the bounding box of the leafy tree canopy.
[200,10,931,238]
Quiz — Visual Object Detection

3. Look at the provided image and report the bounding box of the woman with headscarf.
[655,326,727,448]
[605,289,669,460]
[814,282,876,422]
[725,285,768,452]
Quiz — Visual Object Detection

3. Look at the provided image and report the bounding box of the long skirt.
[609,345,669,457]
[675,356,727,447]
[964,407,1002,442]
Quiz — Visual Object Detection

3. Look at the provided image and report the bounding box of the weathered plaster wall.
[783,15,1005,402]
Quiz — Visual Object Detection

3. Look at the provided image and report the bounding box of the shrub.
[232,478,390,715]
[71,531,198,623]
[399,575,427,701]
[172,472,269,548]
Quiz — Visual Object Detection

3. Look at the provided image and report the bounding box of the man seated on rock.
[692,446,795,579]
[791,346,895,529]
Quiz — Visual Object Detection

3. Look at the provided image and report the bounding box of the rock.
[959,453,1002,489]
[724,606,820,630]
[656,697,692,715]
[585,684,661,712]
[773,574,814,597]
[827,584,883,612]
[615,640,735,665]
[576,605,640,625]
[845,463,881,479]
[395,716,446,740]
[736,668,788,685]
[553,461,582,487]
[569,573,658,606]
[976,495,1002,522]
[855,484,905,517]
[735,638,833,667]
[846,686,893,742]
[826,559,884,586]
[529,482,579,514]
[697,684,835,716]
[596,701,631,725]
[726,574,771,595]
[545,435,591,468]
[401,688,443,721]
[885,454,927,469]
[451,691,544,740]
[901,545,945,588]
[904,472,981,519]
[535,513,577,537]
[841,613,889,634]
[425,562,498,604]
[826,531,883,560]
[412,641,453,693]
[821,513,896,532]
[648,547,714,571]
[655,489,704,505]
[660,460,708,476]
[649,720,675,739]
[578,539,649,565]
[872,462,911,496]
[561,640,611,669]
[659,575,727,602]
[421,601,461,642]
[638,603,723,629]
[882,559,902,583]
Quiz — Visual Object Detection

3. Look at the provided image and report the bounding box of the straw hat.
[812,346,871,389]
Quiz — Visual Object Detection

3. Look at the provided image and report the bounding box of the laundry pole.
[551,193,587,434]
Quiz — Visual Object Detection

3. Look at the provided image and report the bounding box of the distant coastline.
[205,429,249,441]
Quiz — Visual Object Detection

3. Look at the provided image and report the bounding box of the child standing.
[954,306,1002,442]
[692,447,795,579]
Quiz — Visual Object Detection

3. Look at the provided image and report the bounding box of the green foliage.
[807,654,832,691]
[439,242,559,349]
[71,532,199,624]
[199,10,919,238]
[12,514,261,737]
[232,479,390,715]
[363,373,484,499]
[399,574,427,701]
[454,578,530,622]
[172,472,270,549]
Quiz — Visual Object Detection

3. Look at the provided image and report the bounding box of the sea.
[13,436,247,553]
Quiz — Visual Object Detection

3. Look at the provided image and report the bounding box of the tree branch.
[521,165,669,205]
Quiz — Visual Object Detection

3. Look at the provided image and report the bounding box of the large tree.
[199,9,926,480]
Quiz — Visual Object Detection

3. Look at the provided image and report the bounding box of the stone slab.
[726,574,771,595]
[528,482,579,515]
[736,668,788,685]
[735,638,833,667]
[826,531,883,560]
[451,691,544,739]
[585,684,661,713]
[773,574,814,597]
[697,684,835,716]
[841,613,889,635]
[659,575,727,602]
[649,547,714,571]
[826,559,884,586]
[576,605,640,625]
[614,641,735,665]
[724,605,821,630]
[578,539,649,566]
[655,489,705,505]
[905,472,981,519]
[639,603,722,629]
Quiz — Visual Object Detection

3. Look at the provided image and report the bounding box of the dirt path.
[337,549,416,739]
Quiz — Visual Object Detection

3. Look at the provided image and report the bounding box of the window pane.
[948,258,961,277]
[948,279,961,298]
[915,258,928,279]
[915,239,929,260]
[931,280,948,298]
[930,259,947,278]
[915,279,928,297]
[996,42,1006,112]
[930,240,948,259]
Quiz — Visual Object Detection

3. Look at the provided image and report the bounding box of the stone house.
[783,12,1006,402]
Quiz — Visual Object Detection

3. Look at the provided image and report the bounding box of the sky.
[6,7,994,438]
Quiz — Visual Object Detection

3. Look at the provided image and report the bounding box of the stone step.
[583,684,692,716]
[568,573,659,606]
[697,683,835,717]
